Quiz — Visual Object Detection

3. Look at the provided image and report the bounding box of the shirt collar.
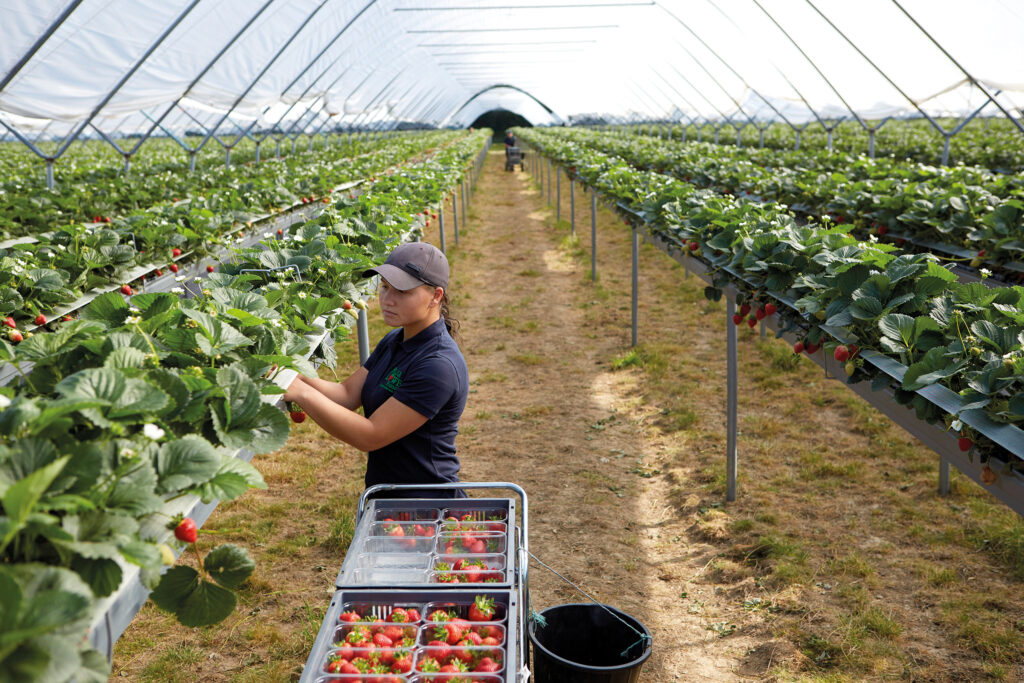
[398,316,446,349]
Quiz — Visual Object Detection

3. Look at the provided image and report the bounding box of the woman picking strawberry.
[283,242,468,499]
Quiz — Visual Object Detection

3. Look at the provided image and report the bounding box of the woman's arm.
[293,367,367,411]
[284,377,427,452]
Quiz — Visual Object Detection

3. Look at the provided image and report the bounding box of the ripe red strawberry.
[444,622,464,644]
[427,638,451,662]
[386,523,404,537]
[465,631,483,645]
[172,248,182,257]
[277,229,283,237]
[418,656,441,673]
[169,263,179,273]
[739,304,751,316]
[406,608,421,622]
[383,624,404,641]
[392,653,413,673]
[834,345,850,362]
[335,643,355,661]
[877,225,888,236]
[755,308,766,321]
[174,518,198,543]
[339,611,361,623]
[792,341,804,354]
[747,316,757,328]
[732,314,743,326]
[120,284,132,296]
[389,607,408,622]
[958,437,973,452]
[482,635,500,646]
[373,633,393,648]
[2,317,14,329]
[34,314,46,326]
[61,315,72,322]
[764,302,777,315]
[475,656,501,673]
[103,216,111,223]
[468,595,495,622]
[206,265,215,273]
[9,330,23,343]
[805,342,819,354]
[154,269,163,276]
[428,609,451,622]
[688,241,698,251]
[290,410,306,423]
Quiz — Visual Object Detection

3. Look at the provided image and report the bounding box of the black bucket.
[528,603,652,683]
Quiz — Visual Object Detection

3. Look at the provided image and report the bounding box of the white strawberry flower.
[171,287,184,294]
[979,268,991,278]
[0,394,11,410]
[142,423,165,440]
[126,315,141,324]
[193,277,203,283]
[129,307,141,314]
[298,292,307,299]
[175,275,186,282]
[951,419,963,432]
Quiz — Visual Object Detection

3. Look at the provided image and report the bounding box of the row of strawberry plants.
[0,129,489,683]
[0,132,394,237]
[0,132,459,331]
[518,127,1024,469]
[564,129,1024,279]
[650,117,1024,173]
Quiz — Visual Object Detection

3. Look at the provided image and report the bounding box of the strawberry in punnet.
[834,345,850,362]
[468,595,496,622]
[475,656,502,673]
[389,607,409,622]
[429,609,452,622]
[373,632,393,648]
[406,608,421,622]
[391,650,413,673]
[34,314,46,326]
[174,517,198,543]
[427,637,451,662]
[444,621,464,644]
[440,660,469,676]
[418,656,442,673]
[464,630,484,646]
[384,522,404,537]
[339,610,361,623]
[334,643,355,661]
[383,624,405,641]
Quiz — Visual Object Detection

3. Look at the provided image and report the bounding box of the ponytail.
[439,292,461,344]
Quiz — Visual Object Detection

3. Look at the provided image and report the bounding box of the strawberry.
[169,263,179,273]
[277,229,284,237]
[174,518,198,543]
[739,303,751,316]
[755,308,766,321]
[383,624,404,641]
[958,437,973,452]
[427,638,451,662]
[764,302,777,315]
[290,410,306,423]
[747,316,757,328]
[429,609,451,622]
[845,361,856,377]
[834,345,850,362]
[389,607,408,622]
[33,314,46,326]
[391,652,413,673]
[206,265,215,273]
[468,595,495,622]
[373,633,393,648]
[688,241,698,252]
[154,269,163,276]
[475,656,501,673]
[342,300,353,310]
[405,608,421,622]
[103,216,111,223]
[385,523,404,537]
[732,314,743,326]
[172,247,182,257]
[804,342,819,354]
[465,631,483,645]
[9,330,23,343]
[338,661,359,674]
[120,284,132,296]
[61,315,72,322]
[339,611,361,623]
[482,636,500,646]
[444,622,464,644]
[453,640,475,664]
[334,643,355,661]
[418,655,442,673]
[2,317,14,329]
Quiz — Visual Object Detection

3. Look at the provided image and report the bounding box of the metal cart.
[505,147,524,172]
[299,482,529,682]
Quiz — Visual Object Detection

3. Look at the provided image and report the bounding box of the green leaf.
[878,313,915,344]
[70,556,122,598]
[204,544,255,589]
[902,347,967,391]
[194,457,266,503]
[54,368,123,404]
[148,564,199,614]
[106,460,162,515]
[215,366,261,428]
[74,649,110,683]
[107,378,169,420]
[80,291,128,326]
[154,436,221,494]
[148,565,237,627]
[103,347,147,370]
[848,296,882,320]
[1,457,70,552]
[117,540,162,569]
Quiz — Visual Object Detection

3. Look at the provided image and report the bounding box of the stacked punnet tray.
[300,489,526,683]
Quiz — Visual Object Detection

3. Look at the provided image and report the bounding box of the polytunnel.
[4,2,1024,683]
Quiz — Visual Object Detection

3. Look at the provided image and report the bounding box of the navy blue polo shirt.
[361,317,468,498]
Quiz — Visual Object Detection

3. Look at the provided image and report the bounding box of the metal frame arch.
[0,0,86,94]
[441,85,560,128]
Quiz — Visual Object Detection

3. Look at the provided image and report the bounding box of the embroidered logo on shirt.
[380,367,403,393]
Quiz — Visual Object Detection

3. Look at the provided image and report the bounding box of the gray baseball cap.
[362,242,449,291]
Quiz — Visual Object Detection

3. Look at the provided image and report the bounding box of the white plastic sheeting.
[1,0,1023,142]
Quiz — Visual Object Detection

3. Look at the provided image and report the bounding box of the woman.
[283,242,469,498]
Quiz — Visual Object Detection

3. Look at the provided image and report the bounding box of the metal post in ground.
[591,190,597,281]
[438,207,446,254]
[461,179,467,232]
[547,160,551,205]
[726,291,739,501]
[631,228,639,347]
[939,460,951,496]
[570,178,575,236]
[357,309,370,364]
[556,168,561,223]
[451,188,459,245]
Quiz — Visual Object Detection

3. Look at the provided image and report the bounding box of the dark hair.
[440,291,461,344]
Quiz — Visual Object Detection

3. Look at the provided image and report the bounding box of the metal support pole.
[590,190,597,282]
[556,168,561,223]
[451,188,459,244]
[631,228,639,347]
[45,159,54,190]
[438,207,446,254]
[357,309,370,364]
[461,179,467,231]
[546,160,551,205]
[570,178,575,237]
[939,459,951,496]
[726,293,738,501]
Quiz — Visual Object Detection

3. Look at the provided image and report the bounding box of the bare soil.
[113,147,1024,682]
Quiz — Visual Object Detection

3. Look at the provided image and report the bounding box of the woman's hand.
[282,374,307,403]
